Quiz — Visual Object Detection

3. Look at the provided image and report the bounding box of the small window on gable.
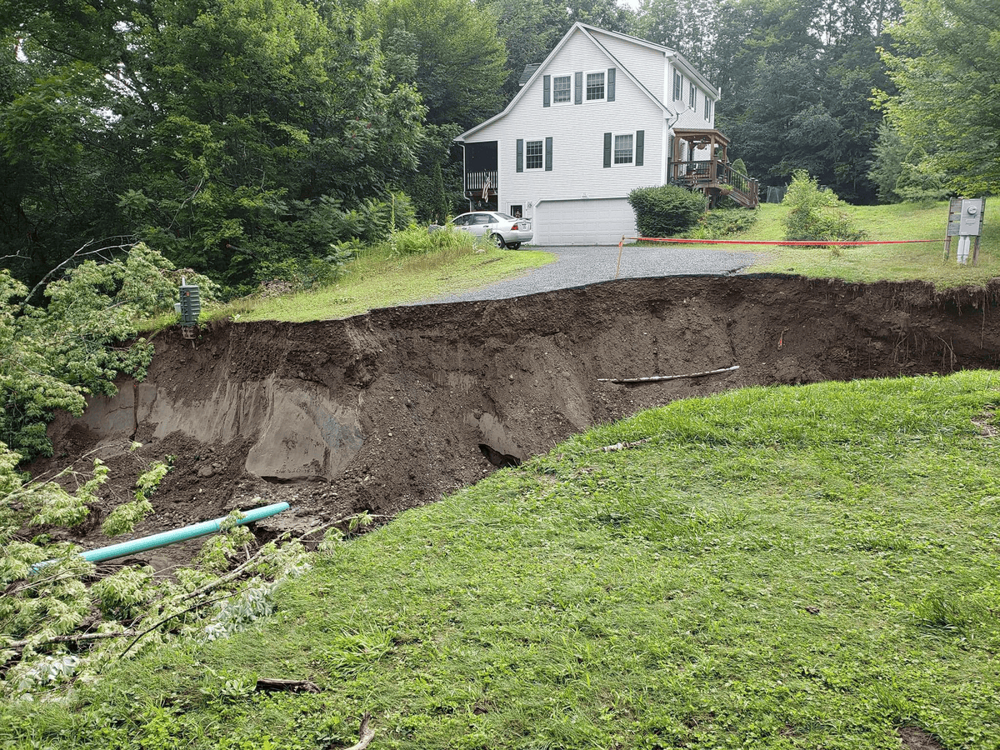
[552,75,571,104]
[613,132,634,165]
[673,70,682,101]
[689,83,696,109]
[586,70,605,101]
[525,139,544,170]
[705,97,712,120]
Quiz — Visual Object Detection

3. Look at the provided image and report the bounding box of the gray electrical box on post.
[944,197,987,265]
[179,280,200,338]
[959,198,984,236]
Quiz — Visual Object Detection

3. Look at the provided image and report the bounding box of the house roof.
[582,25,719,98]
[456,22,719,142]
[518,63,542,87]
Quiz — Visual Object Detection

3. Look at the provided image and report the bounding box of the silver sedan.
[450,211,532,249]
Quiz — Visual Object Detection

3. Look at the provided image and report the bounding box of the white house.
[455,23,757,246]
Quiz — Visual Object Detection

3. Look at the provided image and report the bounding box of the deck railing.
[465,170,498,195]
[670,159,759,208]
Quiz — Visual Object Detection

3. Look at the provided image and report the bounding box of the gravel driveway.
[428,244,759,303]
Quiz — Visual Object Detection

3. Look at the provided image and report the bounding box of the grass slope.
[7,372,1000,749]
[213,244,554,324]
[730,201,1000,288]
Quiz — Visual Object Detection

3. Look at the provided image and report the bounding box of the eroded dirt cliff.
[38,275,1000,568]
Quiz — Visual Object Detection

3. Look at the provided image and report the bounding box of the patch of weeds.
[319,626,395,677]
[911,591,987,635]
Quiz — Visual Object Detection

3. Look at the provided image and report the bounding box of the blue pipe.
[79,502,290,563]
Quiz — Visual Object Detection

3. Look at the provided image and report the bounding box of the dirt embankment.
[38,275,1000,568]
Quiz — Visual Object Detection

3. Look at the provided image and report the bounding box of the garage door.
[531,198,637,245]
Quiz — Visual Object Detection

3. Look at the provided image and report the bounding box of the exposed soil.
[35,274,1000,570]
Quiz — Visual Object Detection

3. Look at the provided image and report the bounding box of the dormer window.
[552,75,572,104]
[586,70,606,101]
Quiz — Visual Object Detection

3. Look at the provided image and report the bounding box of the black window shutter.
[607,68,616,102]
[545,137,553,171]
[574,72,583,104]
[516,139,523,173]
[603,132,612,168]
[635,130,644,166]
[543,75,550,107]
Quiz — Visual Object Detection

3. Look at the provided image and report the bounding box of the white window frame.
[704,97,712,121]
[524,138,545,170]
[611,130,636,166]
[551,74,573,106]
[584,69,606,102]
[673,70,683,101]
[689,83,696,109]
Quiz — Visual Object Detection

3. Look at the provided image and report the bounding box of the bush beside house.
[628,186,708,238]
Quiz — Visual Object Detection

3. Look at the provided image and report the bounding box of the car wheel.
[508,242,521,250]
[489,232,505,248]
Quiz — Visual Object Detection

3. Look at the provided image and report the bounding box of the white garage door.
[531,198,637,246]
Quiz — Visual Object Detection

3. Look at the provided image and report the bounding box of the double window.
[543,68,616,106]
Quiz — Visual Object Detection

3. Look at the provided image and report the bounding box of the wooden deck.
[670,129,759,209]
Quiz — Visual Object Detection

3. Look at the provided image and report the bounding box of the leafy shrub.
[628,185,708,238]
[1,244,215,460]
[782,170,866,243]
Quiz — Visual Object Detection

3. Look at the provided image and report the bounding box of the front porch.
[669,129,759,208]
[463,141,498,210]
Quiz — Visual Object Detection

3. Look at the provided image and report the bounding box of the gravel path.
[427,244,759,303]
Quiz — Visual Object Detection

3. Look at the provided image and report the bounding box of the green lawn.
[7,372,1000,749]
[204,243,554,325]
[727,201,1000,288]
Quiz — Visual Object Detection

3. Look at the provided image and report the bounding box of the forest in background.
[1,0,997,292]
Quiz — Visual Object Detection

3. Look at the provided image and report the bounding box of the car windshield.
[493,213,515,221]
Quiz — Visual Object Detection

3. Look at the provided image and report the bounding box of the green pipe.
[79,502,290,564]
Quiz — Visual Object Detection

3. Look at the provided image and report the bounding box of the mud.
[35,275,1000,569]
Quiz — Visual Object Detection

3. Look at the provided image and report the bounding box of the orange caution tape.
[627,237,939,247]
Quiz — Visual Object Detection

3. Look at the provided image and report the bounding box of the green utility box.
[179,283,200,327]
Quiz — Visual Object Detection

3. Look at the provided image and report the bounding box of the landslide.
[39,275,1000,569]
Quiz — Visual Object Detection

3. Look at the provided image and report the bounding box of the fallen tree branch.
[180,520,339,603]
[598,364,739,384]
[25,241,133,305]
[345,713,374,750]
[255,678,321,693]
[118,593,232,660]
[5,629,137,653]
